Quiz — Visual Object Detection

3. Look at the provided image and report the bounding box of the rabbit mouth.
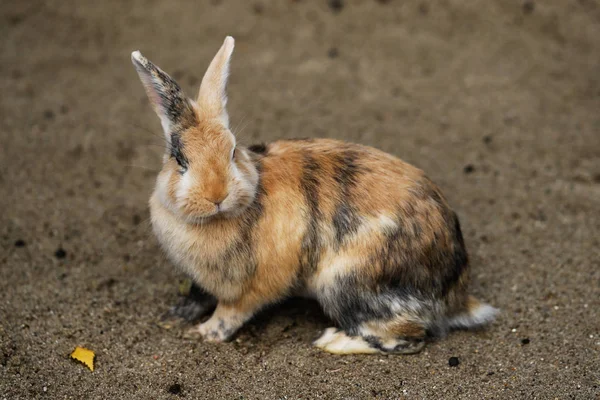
[175,204,220,223]
[180,212,219,225]
[173,203,240,225]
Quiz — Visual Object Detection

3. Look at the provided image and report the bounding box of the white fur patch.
[314,328,380,355]
[176,171,193,206]
[156,169,173,209]
[449,303,499,329]
[159,116,172,140]
[313,327,338,347]
[312,254,359,290]
[377,214,398,232]
[389,297,434,315]
[131,50,142,61]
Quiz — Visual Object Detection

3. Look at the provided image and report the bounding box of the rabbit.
[131,36,498,354]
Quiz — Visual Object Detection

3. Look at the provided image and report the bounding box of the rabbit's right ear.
[131,51,197,139]
[196,36,235,129]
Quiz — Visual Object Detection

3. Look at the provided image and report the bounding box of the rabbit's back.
[252,139,469,312]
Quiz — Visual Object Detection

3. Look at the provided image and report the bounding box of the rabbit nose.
[207,192,229,207]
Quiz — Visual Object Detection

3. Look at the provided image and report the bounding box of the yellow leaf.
[71,346,95,371]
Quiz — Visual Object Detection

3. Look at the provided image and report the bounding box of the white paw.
[313,327,339,348]
[196,317,235,342]
[314,328,381,355]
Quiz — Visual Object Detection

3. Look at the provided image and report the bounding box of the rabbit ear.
[131,51,197,139]
[196,36,235,128]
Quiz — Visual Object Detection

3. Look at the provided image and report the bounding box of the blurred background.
[1,1,599,399]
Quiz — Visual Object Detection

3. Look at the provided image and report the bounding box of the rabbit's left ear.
[131,51,197,139]
[196,36,235,128]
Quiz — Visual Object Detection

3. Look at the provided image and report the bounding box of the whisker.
[232,114,247,136]
[128,122,168,144]
[141,143,169,151]
[234,118,250,139]
[125,164,159,171]
[99,216,153,255]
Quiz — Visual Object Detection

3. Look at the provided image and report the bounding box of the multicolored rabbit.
[131,37,497,354]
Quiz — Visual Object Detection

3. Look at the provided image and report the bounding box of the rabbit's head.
[132,37,259,223]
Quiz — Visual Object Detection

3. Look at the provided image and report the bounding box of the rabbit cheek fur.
[149,131,261,303]
[133,37,498,353]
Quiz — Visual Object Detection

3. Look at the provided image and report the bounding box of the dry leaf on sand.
[70,346,95,371]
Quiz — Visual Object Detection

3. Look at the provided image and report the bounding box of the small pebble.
[328,47,339,58]
[523,1,535,14]
[253,3,264,14]
[328,0,344,13]
[9,15,24,25]
[14,239,26,248]
[463,164,475,174]
[448,356,460,367]
[168,383,182,395]
[43,109,55,120]
[54,248,67,259]
[521,338,530,345]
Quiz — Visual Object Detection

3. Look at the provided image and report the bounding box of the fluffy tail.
[448,295,499,330]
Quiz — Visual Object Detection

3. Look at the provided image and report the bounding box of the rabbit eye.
[173,154,188,174]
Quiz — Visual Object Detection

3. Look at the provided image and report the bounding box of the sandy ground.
[1,0,599,399]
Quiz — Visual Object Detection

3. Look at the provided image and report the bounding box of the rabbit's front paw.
[197,316,237,342]
[184,301,260,342]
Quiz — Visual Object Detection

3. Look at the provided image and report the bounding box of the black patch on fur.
[134,55,197,162]
[150,67,197,132]
[331,150,362,246]
[317,175,470,336]
[379,180,468,297]
[170,133,188,169]
[169,282,216,322]
[364,335,386,351]
[235,161,266,249]
[299,154,323,272]
[248,143,268,155]
[216,318,235,341]
[320,273,421,332]
[441,212,468,295]
[364,334,422,353]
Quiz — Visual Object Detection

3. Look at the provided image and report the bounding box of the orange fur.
[133,37,497,353]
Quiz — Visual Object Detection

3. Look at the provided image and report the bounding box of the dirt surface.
[1,1,599,399]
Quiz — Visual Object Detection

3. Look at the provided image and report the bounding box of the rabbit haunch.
[132,37,497,354]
